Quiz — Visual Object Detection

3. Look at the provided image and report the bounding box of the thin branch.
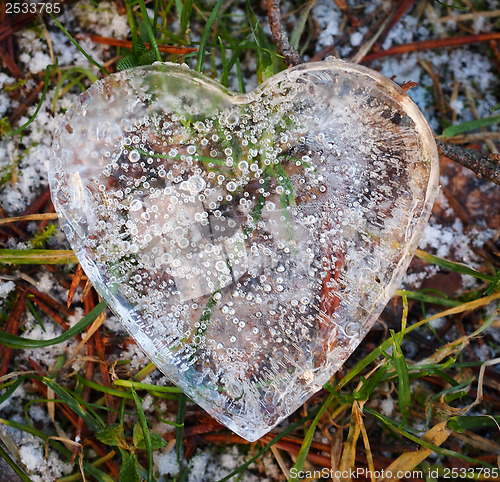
[266,0,301,67]
[437,140,500,185]
[362,32,500,62]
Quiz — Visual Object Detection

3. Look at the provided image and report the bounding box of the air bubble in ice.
[129,200,142,211]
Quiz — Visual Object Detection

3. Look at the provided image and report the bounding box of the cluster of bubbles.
[50,62,438,440]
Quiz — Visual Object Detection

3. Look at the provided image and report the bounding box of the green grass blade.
[340,295,499,388]
[355,364,388,400]
[390,330,411,426]
[235,57,245,93]
[484,268,500,296]
[415,249,495,283]
[76,374,133,399]
[175,393,186,467]
[196,0,225,72]
[0,301,106,349]
[0,249,78,265]
[289,393,335,482]
[48,14,110,75]
[138,0,162,62]
[364,407,494,467]
[42,378,104,432]
[442,114,500,138]
[290,0,316,50]
[113,379,183,394]
[10,62,58,137]
[395,289,461,307]
[0,377,25,406]
[131,389,153,482]
[218,36,229,87]
[246,0,275,83]
[447,415,500,432]
[180,0,194,36]
[26,297,46,332]
[0,442,33,482]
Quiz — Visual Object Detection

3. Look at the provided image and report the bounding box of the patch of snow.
[155,448,178,480]
[380,397,394,417]
[313,0,341,51]
[350,32,363,47]
[19,443,71,482]
[187,446,261,482]
[0,280,15,298]
[36,270,54,293]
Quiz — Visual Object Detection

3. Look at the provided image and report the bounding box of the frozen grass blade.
[0,301,106,349]
[176,393,186,467]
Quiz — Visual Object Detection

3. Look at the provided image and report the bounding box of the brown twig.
[85,291,115,424]
[332,0,360,27]
[67,264,84,307]
[75,34,198,55]
[362,32,500,62]
[437,141,500,185]
[28,295,70,330]
[377,0,417,47]
[0,43,22,78]
[25,285,74,317]
[18,187,52,228]
[266,0,301,66]
[0,290,26,376]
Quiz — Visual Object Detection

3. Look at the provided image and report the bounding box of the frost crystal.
[49,61,439,441]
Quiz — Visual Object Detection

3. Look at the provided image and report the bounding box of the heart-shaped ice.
[49,61,438,441]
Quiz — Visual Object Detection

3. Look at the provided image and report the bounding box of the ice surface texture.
[49,61,439,441]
